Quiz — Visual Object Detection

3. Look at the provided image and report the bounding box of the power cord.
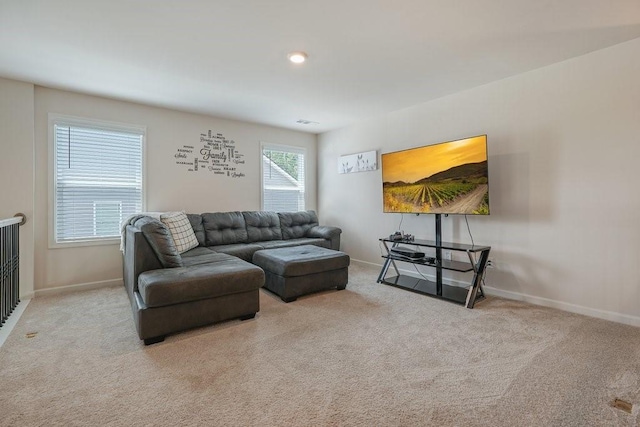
[412,263,431,282]
[464,213,478,264]
[464,214,488,292]
[464,214,475,247]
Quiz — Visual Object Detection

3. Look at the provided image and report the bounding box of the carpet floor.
[0,263,639,426]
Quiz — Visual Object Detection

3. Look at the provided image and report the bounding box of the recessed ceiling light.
[288,51,308,64]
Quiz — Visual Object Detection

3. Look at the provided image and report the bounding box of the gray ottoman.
[252,245,350,302]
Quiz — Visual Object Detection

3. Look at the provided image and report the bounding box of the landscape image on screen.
[382,135,489,214]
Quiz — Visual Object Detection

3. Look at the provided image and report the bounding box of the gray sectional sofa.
[123,210,342,344]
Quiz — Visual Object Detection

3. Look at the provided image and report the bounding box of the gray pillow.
[133,216,184,268]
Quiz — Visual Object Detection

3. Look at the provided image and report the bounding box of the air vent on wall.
[296,119,319,125]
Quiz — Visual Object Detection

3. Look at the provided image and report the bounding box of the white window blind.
[262,145,305,212]
[53,120,144,244]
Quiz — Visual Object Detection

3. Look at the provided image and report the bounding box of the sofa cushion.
[202,212,248,246]
[137,255,265,308]
[187,213,205,246]
[278,210,319,239]
[212,243,264,262]
[256,238,329,250]
[243,211,283,242]
[181,246,217,257]
[180,247,221,267]
[160,211,199,254]
[133,216,183,268]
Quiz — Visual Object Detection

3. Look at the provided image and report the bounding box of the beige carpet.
[1,263,639,426]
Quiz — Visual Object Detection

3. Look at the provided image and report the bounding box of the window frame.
[48,114,146,248]
[260,142,307,212]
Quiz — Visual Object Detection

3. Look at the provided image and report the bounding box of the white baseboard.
[351,259,381,269]
[20,291,35,300]
[484,286,640,328]
[34,278,123,297]
[0,299,31,348]
[352,258,640,328]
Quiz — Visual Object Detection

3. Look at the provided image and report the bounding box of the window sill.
[49,238,121,250]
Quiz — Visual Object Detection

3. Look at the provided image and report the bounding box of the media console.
[377,214,490,309]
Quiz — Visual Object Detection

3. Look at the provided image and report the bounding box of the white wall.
[33,87,317,292]
[318,38,640,325]
[0,77,35,298]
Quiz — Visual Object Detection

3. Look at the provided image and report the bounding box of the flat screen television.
[381,135,489,215]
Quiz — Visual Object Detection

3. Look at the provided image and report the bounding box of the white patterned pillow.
[160,211,199,254]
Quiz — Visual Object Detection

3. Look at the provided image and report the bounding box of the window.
[261,144,305,211]
[50,115,144,246]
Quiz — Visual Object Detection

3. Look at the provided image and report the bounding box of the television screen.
[382,135,489,215]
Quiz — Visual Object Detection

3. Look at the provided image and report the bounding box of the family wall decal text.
[174,130,246,178]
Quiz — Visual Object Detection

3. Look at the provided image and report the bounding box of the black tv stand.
[377,214,490,308]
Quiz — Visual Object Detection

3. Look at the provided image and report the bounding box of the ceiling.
[1,1,639,134]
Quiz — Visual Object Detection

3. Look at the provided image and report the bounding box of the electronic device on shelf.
[390,247,425,259]
[389,231,414,241]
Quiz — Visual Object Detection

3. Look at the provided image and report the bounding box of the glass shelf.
[381,255,475,273]
[380,237,490,253]
[378,236,491,308]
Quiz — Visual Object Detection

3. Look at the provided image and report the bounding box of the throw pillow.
[160,211,199,254]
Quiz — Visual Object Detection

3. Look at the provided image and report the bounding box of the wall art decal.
[175,130,246,178]
[338,150,377,174]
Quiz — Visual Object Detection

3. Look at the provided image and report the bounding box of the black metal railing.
[1,214,25,328]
